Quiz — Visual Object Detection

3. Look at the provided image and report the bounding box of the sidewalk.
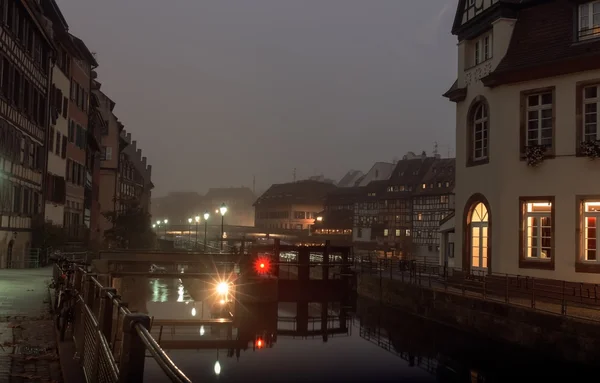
[0,267,62,383]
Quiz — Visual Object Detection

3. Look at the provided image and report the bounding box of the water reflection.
[111,277,598,383]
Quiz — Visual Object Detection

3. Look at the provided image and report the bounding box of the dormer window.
[474,34,492,66]
[579,2,600,41]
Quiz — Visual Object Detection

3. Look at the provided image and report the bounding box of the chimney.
[137,149,142,161]
[126,133,132,143]
[142,156,147,167]
[131,140,137,152]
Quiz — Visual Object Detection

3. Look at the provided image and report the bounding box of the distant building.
[151,192,204,225]
[202,187,255,227]
[411,159,455,261]
[357,162,395,187]
[337,170,364,188]
[306,175,337,185]
[254,181,337,231]
[312,187,361,238]
[352,181,388,246]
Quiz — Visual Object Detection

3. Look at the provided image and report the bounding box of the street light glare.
[156,220,160,225]
[214,361,221,375]
[220,203,228,216]
[188,218,192,223]
[204,212,210,220]
[164,219,169,224]
[195,216,201,223]
[216,282,229,295]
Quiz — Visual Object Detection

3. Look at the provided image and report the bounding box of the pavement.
[0,267,62,383]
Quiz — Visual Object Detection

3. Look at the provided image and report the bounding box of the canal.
[112,276,599,382]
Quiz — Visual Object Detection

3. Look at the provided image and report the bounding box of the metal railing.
[357,257,600,322]
[55,263,192,383]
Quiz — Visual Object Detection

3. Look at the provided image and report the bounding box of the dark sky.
[55,0,457,197]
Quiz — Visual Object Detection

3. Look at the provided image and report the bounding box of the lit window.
[583,84,600,142]
[583,201,600,262]
[405,229,411,237]
[579,2,600,41]
[417,213,422,221]
[523,201,552,260]
[422,184,426,189]
[395,229,401,237]
[526,92,553,148]
[383,229,389,236]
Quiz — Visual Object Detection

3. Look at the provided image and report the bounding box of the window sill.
[466,157,489,167]
[519,258,555,270]
[575,262,600,273]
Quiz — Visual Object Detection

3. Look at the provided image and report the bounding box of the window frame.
[518,196,555,270]
[519,87,556,159]
[578,1,600,41]
[466,96,490,167]
[576,79,600,155]
[576,196,600,273]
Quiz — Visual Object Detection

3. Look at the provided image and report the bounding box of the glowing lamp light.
[204,212,210,221]
[191,307,197,317]
[214,361,221,375]
[216,282,229,296]
[254,257,271,274]
[188,218,193,224]
[199,326,205,336]
[256,339,263,348]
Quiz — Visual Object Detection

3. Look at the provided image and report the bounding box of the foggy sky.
[55,0,457,197]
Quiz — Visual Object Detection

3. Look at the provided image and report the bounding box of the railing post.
[79,274,96,359]
[561,280,567,315]
[99,288,117,340]
[531,278,536,309]
[118,313,151,383]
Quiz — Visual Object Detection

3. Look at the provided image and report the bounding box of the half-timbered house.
[0,0,54,266]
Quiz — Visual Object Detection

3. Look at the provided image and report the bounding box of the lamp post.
[219,203,227,252]
[188,218,193,248]
[163,219,168,237]
[203,212,210,253]
[195,216,200,250]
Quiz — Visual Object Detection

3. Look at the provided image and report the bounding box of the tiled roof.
[414,158,455,195]
[485,0,600,85]
[254,180,337,207]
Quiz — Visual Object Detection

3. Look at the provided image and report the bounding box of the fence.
[357,257,600,322]
[0,247,42,269]
[56,263,192,383]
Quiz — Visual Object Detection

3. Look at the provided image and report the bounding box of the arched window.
[470,202,489,271]
[472,103,489,161]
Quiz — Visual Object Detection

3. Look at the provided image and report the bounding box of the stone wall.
[358,274,600,365]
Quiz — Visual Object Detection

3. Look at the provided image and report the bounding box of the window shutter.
[57,176,66,204]
[23,136,29,167]
[61,135,67,159]
[36,144,44,170]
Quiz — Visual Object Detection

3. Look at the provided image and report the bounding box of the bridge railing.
[56,263,192,383]
[357,257,600,322]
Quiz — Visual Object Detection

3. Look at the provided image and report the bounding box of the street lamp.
[219,203,227,252]
[163,219,169,237]
[188,218,193,247]
[195,216,200,250]
[203,212,210,253]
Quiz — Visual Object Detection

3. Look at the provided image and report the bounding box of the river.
[111,276,598,382]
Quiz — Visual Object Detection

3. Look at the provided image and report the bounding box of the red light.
[254,257,271,274]
[256,339,263,348]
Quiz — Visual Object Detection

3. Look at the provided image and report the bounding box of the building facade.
[254,181,337,231]
[0,0,53,266]
[64,33,96,242]
[202,187,255,227]
[411,158,455,261]
[43,0,72,227]
[444,0,600,282]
